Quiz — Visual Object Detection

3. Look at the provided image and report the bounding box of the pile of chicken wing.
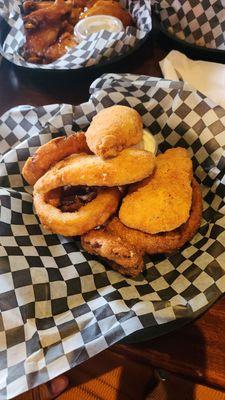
[21,0,133,64]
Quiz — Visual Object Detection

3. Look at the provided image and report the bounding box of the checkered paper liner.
[1,73,225,399]
[0,0,151,70]
[153,0,225,50]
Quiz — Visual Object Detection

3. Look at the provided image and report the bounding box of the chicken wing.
[80,0,133,27]
[81,229,144,277]
[22,0,75,63]
[23,1,55,14]
[22,0,133,63]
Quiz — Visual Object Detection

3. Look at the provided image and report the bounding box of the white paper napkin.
[159,50,225,108]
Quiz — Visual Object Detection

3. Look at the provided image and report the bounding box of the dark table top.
[0,29,165,115]
[1,27,225,392]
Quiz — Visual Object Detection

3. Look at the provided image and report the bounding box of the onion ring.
[34,148,155,194]
[45,187,62,207]
[33,187,120,236]
[107,179,202,254]
[22,131,91,185]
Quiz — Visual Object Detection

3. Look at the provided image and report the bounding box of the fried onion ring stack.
[22,105,202,277]
[22,105,155,239]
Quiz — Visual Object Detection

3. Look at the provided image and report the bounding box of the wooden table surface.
[1,28,225,394]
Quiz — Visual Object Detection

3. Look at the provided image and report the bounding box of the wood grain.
[113,296,225,390]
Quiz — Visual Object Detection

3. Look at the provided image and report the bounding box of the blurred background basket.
[153,0,225,62]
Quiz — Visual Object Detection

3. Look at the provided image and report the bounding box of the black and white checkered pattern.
[1,73,225,399]
[153,0,225,50]
[0,0,151,70]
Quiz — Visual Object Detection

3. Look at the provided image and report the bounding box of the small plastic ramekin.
[74,15,124,42]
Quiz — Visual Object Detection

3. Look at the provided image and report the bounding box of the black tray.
[121,296,221,344]
[0,15,152,77]
[155,17,225,64]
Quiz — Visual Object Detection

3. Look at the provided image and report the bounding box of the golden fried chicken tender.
[119,148,193,234]
[81,178,202,276]
[34,187,120,236]
[81,229,144,277]
[85,106,143,158]
[108,179,202,254]
[34,148,155,193]
[22,132,91,186]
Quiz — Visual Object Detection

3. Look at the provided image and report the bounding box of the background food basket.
[153,0,225,50]
[0,0,152,70]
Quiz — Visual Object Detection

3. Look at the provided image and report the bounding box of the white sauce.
[74,15,124,42]
[132,129,158,154]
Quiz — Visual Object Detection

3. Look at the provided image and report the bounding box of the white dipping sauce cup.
[74,15,124,42]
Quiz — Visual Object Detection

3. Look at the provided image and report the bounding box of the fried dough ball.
[85,106,143,158]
